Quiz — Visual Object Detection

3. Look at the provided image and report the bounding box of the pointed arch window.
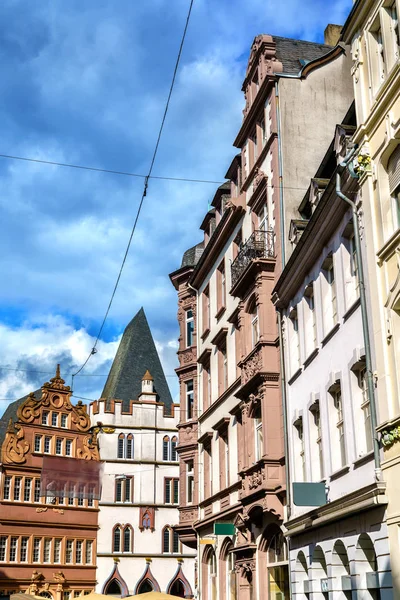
[117,434,124,459]
[162,526,180,554]
[163,436,170,461]
[123,526,133,553]
[126,435,134,459]
[171,436,178,461]
[162,527,171,554]
[113,525,121,553]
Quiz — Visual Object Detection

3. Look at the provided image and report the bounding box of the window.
[87,484,95,507]
[216,259,226,315]
[123,527,132,553]
[34,435,42,452]
[310,402,324,481]
[54,539,61,564]
[24,478,32,502]
[61,414,68,428]
[3,476,11,500]
[77,485,84,506]
[20,537,28,563]
[162,527,180,554]
[9,537,17,562]
[52,412,58,427]
[56,438,63,455]
[66,540,73,563]
[305,284,317,352]
[186,380,194,420]
[86,540,93,564]
[258,204,269,232]
[186,309,194,347]
[163,436,170,461]
[118,434,124,459]
[65,439,72,457]
[44,436,51,454]
[203,362,211,409]
[391,1,400,55]
[44,539,51,563]
[34,479,41,503]
[203,286,210,334]
[115,479,122,502]
[294,417,306,481]
[165,478,179,504]
[330,383,346,469]
[75,540,83,564]
[260,115,266,146]
[289,308,300,371]
[33,538,41,563]
[42,412,49,425]
[173,531,180,553]
[389,146,400,230]
[187,460,194,504]
[126,434,134,459]
[171,436,178,461]
[113,527,121,553]
[14,477,21,501]
[0,538,6,562]
[250,130,258,165]
[124,479,131,503]
[322,254,337,329]
[220,342,228,393]
[357,364,373,454]
[251,302,259,348]
[254,406,263,462]
[163,527,171,554]
[67,484,74,506]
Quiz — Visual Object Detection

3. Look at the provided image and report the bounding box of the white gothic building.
[89,308,196,597]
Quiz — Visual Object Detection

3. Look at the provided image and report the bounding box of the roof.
[0,389,41,447]
[101,308,173,412]
[273,36,333,74]
[180,242,204,268]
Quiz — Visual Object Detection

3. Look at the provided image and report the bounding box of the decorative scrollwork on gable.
[18,391,50,423]
[71,401,91,432]
[2,420,30,464]
[76,429,100,461]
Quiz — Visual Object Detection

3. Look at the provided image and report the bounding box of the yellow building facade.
[342,0,400,595]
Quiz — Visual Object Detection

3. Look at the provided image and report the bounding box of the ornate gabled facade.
[170,25,354,600]
[89,308,195,598]
[0,366,100,599]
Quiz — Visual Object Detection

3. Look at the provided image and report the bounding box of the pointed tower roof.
[101,308,173,412]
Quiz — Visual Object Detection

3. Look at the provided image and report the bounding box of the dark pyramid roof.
[0,389,41,447]
[273,36,333,74]
[101,308,173,412]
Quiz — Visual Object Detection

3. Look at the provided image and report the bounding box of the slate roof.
[101,307,173,413]
[273,36,333,74]
[0,389,41,447]
[181,242,204,268]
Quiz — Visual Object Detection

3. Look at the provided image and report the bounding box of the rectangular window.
[305,284,317,352]
[24,478,32,502]
[3,476,11,500]
[75,540,83,564]
[85,541,93,565]
[255,416,263,462]
[56,438,63,455]
[173,479,179,504]
[20,537,28,563]
[14,477,21,501]
[217,261,226,312]
[52,412,58,427]
[66,540,73,564]
[358,366,373,453]
[34,479,41,503]
[218,342,228,396]
[323,254,337,328]
[87,484,95,507]
[34,435,42,453]
[0,537,6,561]
[186,380,194,420]
[9,537,17,562]
[65,439,72,457]
[44,436,51,454]
[124,479,131,503]
[203,363,211,409]
[203,286,210,334]
[332,387,346,468]
[68,484,74,506]
[289,308,300,370]
[42,412,49,425]
[33,538,41,563]
[186,309,194,347]
[187,460,194,504]
[77,485,84,506]
[61,414,68,428]
[116,479,122,502]
[165,479,171,504]
[54,539,62,564]
[173,531,180,554]
[43,539,51,563]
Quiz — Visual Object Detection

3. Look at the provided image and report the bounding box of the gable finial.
[56,364,61,379]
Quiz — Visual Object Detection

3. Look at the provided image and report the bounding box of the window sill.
[288,367,302,386]
[303,348,319,369]
[329,464,350,481]
[215,306,226,321]
[353,450,374,469]
[321,323,340,347]
[343,297,360,322]
[201,328,210,341]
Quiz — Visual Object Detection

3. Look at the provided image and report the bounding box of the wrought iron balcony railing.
[231,229,274,288]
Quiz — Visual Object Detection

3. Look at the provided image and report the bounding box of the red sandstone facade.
[0,367,100,599]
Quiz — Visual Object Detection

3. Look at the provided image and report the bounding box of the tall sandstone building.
[170,29,354,600]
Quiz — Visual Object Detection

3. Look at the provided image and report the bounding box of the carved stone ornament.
[2,420,29,464]
[248,466,265,490]
[241,349,262,385]
[182,348,195,364]
[253,167,267,189]
[53,508,64,515]
[31,571,44,582]
[235,560,256,579]
[36,507,48,513]
[53,572,66,583]
[71,400,91,432]
[246,36,264,76]
[43,365,71,392]
[77,430,100,461]
[180,508,197,523]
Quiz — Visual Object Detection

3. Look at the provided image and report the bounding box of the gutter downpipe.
[336,148,382,480]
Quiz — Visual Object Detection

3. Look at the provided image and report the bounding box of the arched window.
[105,580,121,597]
[171,436,178,461]
[263,525,289,600]
[162,526,171,553]
[123,526,132,553]
[137,580,153,594]
[202,545,216,600]
[118,434,124,459]
[219,538,235,600]
[126,434,134,459]
[170,580,185,597]
[163,436,170,461]
[113,526,121,553]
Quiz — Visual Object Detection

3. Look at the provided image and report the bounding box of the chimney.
[324,24,342,46]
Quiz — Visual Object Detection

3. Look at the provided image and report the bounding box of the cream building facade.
[89,309,195,597]
[342,1,400,596]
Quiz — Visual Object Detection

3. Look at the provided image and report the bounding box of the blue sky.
[0,0,353,408]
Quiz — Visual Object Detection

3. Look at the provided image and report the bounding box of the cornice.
[199,481,241,508]
[194,502,242,531]
[234,77,275,148]
[198,378,241,423]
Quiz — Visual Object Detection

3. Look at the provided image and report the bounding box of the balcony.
[231,230,275,291]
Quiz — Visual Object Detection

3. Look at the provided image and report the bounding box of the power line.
[0,153,222,185]
[71,0,195,384]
